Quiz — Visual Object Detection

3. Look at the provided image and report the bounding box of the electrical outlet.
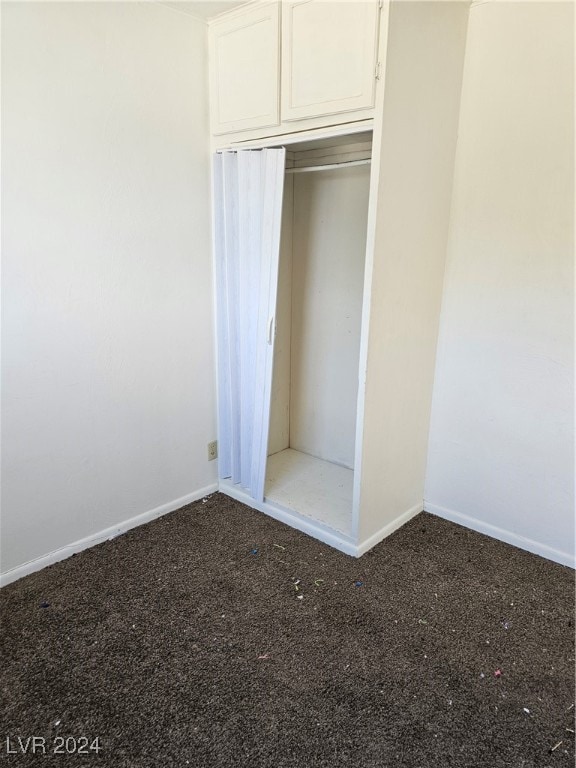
[207,440,218,461]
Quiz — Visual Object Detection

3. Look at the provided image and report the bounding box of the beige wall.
[1,2,216,577]
[425,0,575,566]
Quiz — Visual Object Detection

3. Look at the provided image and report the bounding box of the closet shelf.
[285,158,371,174]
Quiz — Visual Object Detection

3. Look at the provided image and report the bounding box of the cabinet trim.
[217,118,374,150]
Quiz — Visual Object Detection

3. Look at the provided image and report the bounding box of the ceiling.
[158,1,247,19]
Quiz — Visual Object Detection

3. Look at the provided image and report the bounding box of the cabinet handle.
[267,316,274,345]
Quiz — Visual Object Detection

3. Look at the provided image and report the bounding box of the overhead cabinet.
[210,1,471,556]
[208,0,381,138]
[281,0,380,121]
[209,2,280,135]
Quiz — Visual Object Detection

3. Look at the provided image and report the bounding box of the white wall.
[357,1,469,544]
[425,1,574,567]
[1,2,217,580]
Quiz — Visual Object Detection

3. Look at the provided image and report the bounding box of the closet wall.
[290,166,369,469]
[356,0,469,546]
[269,164,370,470]
[268,176,294,457]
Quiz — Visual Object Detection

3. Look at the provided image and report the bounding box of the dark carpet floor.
[1,493,574,767]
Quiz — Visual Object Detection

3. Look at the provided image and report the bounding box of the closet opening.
[265,131,373,537]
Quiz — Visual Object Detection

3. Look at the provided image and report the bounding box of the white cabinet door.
[281,0,380,122]
[209,3,280,135]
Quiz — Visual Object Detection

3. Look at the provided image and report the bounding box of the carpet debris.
[523,708,530,714]
[250,549,258,556]
[273,544,285,550]
[313,579,324,587]
[354,581,364,587]
[418,619,428,625]
[296,595,304,600]
[257,654,270,660]
[40,600,50,608]
[494,669,503,678]
[550,741,563,753]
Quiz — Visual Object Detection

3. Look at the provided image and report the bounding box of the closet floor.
[264,448,353,536]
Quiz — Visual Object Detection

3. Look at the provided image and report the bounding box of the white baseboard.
[0,483,219,588]
[424,501,575,569]
[221,481,423,559]
[219,480,358,557]
[355,503,423,557]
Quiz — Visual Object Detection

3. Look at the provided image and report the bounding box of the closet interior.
[264,131,373,538]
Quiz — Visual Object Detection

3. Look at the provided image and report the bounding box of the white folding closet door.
[213,148,286,501]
